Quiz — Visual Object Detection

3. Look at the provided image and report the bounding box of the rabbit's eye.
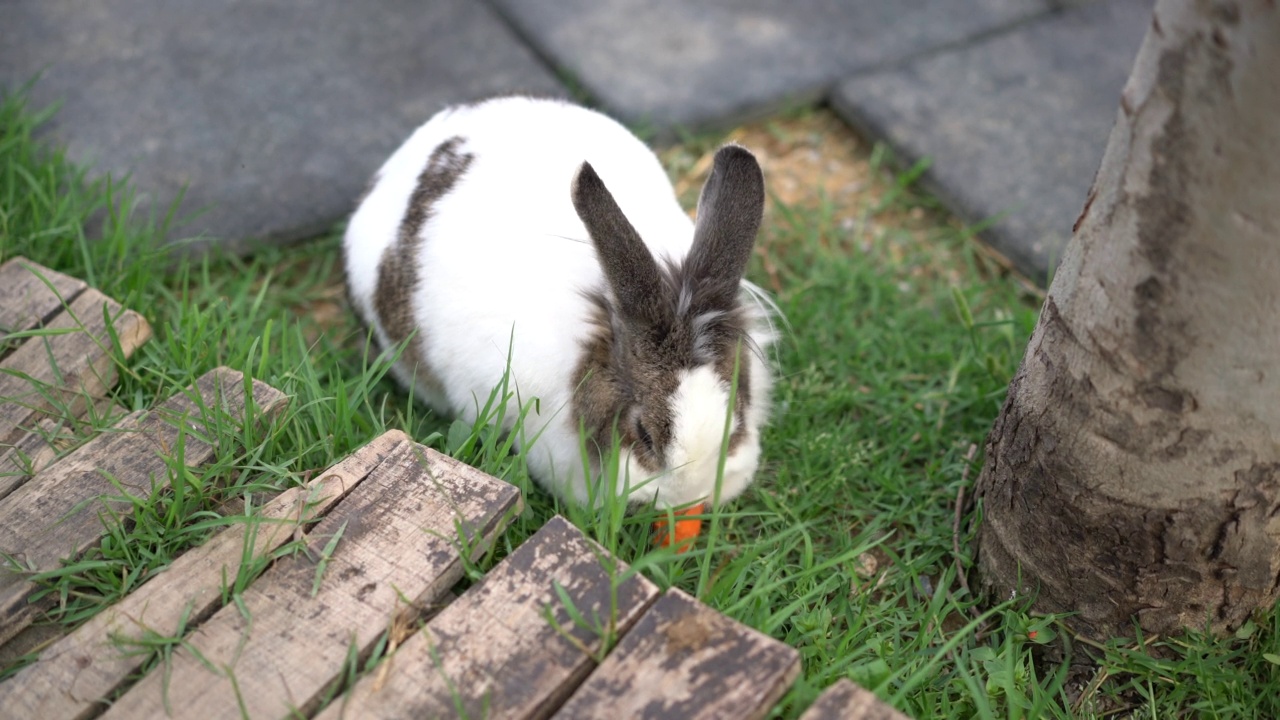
[634,418,655,452]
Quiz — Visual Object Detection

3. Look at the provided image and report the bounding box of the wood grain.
[0,430,411,720]
[0,286,151,498]
[553,589,800,720]
[100,441,522,720]
[798,679,912,720]
[0,620,63,674]
[0,257,87,350]
[0,367,287,647]
[317,515,660,720]
[0,399,125,503]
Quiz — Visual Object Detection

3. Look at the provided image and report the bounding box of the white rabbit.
[344,95,777,510]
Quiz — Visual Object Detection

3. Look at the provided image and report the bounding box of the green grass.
[2,89,1278,718]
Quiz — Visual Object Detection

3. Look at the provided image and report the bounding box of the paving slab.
[489,0,1055,135]
[0,0,565,254]
[833,0,1152,284]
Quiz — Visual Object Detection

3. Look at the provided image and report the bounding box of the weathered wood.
[0,257,87,349]
[0,431,411,720]
[0,287,151,478]
[799,679,911,720]
[0,260,146,501]
[317,515,660,720]
[0,367,288,647]
[101,441,523,720]
[0,620,63,674]
[0,399,126,502]
[0,403,128,673]
[553,589,800,720]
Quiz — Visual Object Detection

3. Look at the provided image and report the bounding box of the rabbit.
[343,95,778,511]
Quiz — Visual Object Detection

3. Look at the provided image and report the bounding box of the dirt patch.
[661,108,1021,295]
[665,110,880,210]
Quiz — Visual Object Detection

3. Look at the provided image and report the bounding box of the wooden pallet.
[0,258,909,719]
[2,429,806,719]
[0,256,151,501]
[1,428,908,719]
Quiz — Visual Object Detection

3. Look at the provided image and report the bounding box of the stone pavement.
[0,0,1152,282]
[834,0,1154,284]
[0,0,565,256]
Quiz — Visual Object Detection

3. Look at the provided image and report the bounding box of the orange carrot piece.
[653,503,704,553]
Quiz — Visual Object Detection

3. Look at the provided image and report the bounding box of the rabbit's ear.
[686,144,764,308]
[573,161,668,328]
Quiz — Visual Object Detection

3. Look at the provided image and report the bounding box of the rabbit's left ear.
[573,161,669,329]
[685,144,764,309]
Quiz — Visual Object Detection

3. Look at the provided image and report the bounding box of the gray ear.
[685,144,764,308]
[572,161,666,328]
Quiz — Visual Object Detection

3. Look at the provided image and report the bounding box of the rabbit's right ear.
[685,145,764,311]
[573,162,668,329]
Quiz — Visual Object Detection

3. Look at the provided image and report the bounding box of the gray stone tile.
[833,0,1152,283]
[0,0,565,253]
[489,0,1053,134]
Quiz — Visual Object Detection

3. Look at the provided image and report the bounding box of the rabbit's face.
[571,291,766,509]
[616,364,760,508]
[570,143,771,510]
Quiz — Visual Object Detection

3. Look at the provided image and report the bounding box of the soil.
[661,109,1024,295]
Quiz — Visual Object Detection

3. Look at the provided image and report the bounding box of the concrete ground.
[0,0,1153,283]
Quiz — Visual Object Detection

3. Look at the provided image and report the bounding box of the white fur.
[616,364,769,508]
[344,96,775,509]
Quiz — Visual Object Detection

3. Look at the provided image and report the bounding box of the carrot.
[653,503,704,553]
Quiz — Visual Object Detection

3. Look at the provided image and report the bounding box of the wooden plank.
[799,679,912,720]
[552,589,801,720]
[316,515,661,720]
[0,399,125,502]
[0,430,412,720]
[100,441,523,720]
[0,367,288,647]
[0,287,151,473]
[0,620,63,673]
[0,257,88,347]
[0,402,128,674]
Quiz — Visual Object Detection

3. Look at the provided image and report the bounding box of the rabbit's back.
[344,97,694,480]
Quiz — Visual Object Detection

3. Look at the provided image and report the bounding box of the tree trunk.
[973,0,1280,641]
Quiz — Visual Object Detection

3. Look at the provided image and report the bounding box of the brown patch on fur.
[572,292,679,475]
[664,260,756,453]
[716,336,753,454]
[374,137,474,393]
[571,280,758,472]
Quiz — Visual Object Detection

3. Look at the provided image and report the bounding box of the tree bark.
[974,0,1280,640]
